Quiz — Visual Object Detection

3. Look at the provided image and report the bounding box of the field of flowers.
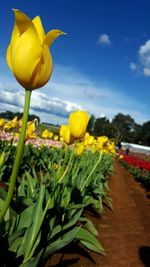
[119,153,150,191]
[0,112,116,266]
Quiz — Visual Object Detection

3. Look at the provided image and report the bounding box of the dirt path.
[45,160,150,267]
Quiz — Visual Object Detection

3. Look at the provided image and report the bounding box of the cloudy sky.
[0,0,150,125]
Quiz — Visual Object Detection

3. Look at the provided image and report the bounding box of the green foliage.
[0,141,114,266]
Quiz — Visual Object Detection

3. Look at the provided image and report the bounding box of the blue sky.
[0,0,150,125]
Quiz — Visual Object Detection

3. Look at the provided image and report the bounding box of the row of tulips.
[0,110,116,155]
[0,138,114,266]
[119,153,150,191]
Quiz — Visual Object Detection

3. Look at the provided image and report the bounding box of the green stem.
[81,152,102,192]
[58,147,74,183]
[0,90,31,222]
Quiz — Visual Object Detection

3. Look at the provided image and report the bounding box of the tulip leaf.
[22,184,45,262]
[75,227,105,255]
[17,205,34,230]
[0,198,10,221]
[9,236,23,252]
[80,240,106,255]
[79,217,98,236]
[43,226,80,260]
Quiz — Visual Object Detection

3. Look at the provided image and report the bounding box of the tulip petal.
[12,9,32,34]
[6,45,13,71]
[11,24,42,88]
[31,44,52,89]
[6,22,19,71]
[32,16,45,44]
[44,29,66,47]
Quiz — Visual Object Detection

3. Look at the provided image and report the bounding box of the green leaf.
[50,208,83,239]
[80,240,106,255]
[18,175,26,197]
[22,185,45,262]
[25,171,36,197]
[75,227,105,255]
[0,198,10,221]
[9,228,25,249]
[19,249,44,267]
[79,217,98,236]
[9,236,23,252]
[43,226,80,260]
[17,205,34,230]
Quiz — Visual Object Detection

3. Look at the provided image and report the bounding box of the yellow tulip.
[62,126,75,145]
[54,135,59,141]
[6,9,65,90]
[59,125,68,137]
[68,110,90,139]
[59,136,64,142]
[49,132,53,139]
[4,121,12,130]
[87,135,94,145]
[41,129,49,139]
[83,132,90,139]
[0,118,5,127]
[26,121,37,139]
[75,143,84,156]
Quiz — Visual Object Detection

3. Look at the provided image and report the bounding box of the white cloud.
[130,62,137,71]
[143,67,150,77]
[138,39,150,76]
[98,34,111,46]
[0,64,147,125]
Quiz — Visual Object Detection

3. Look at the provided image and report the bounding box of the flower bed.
[0,139,114,266]
[119,153,150,191]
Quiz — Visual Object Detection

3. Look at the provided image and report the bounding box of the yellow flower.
[87,135,94,145]
[68,110,90,139]
[26,121,37,139]
[53,163,58,171]
[49,132,53,139]
[75,143,84,155]
[6,9,65,90]
[62,126,75,145]
[54,135,59,141]
[59,125,68,137]
[8,116,18,128]
[41,129,49,139]
[0,118,5,127]
[83,132,90,139]
[14,132,20,138]
[4,121,13,131]
[59,136,64,142]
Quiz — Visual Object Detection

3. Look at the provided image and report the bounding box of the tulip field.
[0,114,116,266]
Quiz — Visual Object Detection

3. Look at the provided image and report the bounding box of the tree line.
[0,111,40,124]
[87,113,150,146]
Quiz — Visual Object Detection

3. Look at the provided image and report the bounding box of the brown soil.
[44,159,150,267]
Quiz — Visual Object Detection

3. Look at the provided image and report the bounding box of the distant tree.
[111,113,135,144]
[87,114,95,134]
[140,121,150,146]
[94,117,112,137]
[130,123,143,144]
[0,111,40,123]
